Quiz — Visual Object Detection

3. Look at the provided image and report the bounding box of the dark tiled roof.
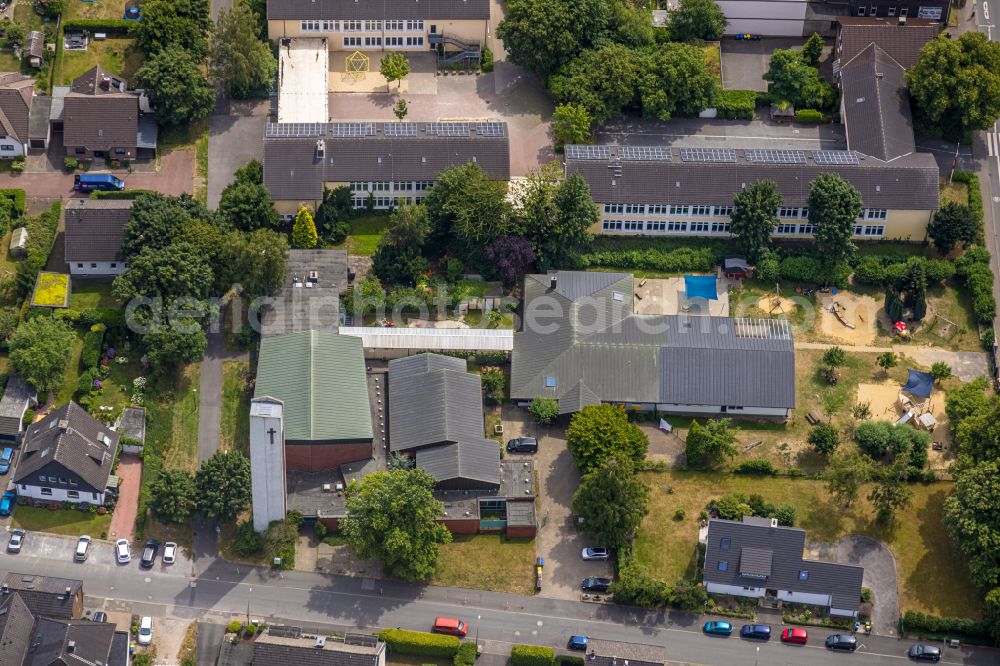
[416,439,501,487]
[1,573,81,620]
[70,66,127,95]
[0,374,37,436]
[268,0,490,21]
[254,632,386,666]
[263,122,510,202]
[0,593,35,666]
[841,44,916,163]
[26,32,43,59]
[108,630,130,666]
[64,198,133,263]
[13,401,120,492]
[261,249,348,337]
[565,146,940,211]
[0,73,35,144]
[63,68,138,153]
[25,616,117,666]
[837,17,939,70]
[704,518,864,611]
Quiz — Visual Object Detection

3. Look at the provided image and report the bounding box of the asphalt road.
[1,545,996,666]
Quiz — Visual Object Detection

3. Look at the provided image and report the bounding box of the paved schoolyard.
[108,453,142,542]
[207,100,268,209]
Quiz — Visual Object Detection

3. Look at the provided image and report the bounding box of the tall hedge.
[714,90,757,120]
[511,644,555,666]
[454,642,478,666]
[91,189,158,200]
[901,611,990,641]
[0,189,26,214]
[578,245,719,274]
[955,246,995,324]
[62,19,137,35]
[951,171,984,234]
[375,629,461,658]
[15,201,62,296]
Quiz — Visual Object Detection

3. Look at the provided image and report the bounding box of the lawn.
[431,534,536,595]
[160,364,201,472]
[55,336,85,405]
[13,505,113,538]
[160,119,208,155]
[59,38,143,86]
[0,230,22,280]
[633,471,983,618]
[68,280,117,310]
[703,43,722,85]
[463,310,515,329]
[221,360,250,456]
[65,0,131,21]
[877,282,983,352]
[332,215,391,255]
[0,51,24,74]
[940,178,969,207]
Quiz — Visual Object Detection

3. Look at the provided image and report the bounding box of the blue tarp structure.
[902,369,934,399]
[684,275,718,301]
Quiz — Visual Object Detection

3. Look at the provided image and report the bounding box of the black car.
[506,437,538,454]
[739,624,771,640]
[581,577,612,593]
[92,611,108,623]
[139,539,160,569]
[825,634,858,652]
[908,645,941,662]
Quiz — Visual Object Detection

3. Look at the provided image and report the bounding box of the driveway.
[0,151,194,198]
[207,100,268,209]
[2,529,116,564]
[808,535,899,636]
[502,405,611,601]
[109,453,142,542]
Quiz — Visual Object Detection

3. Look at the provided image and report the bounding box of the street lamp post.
[754,646,759,666]
[247,587,252,628]
[476,615,481,655]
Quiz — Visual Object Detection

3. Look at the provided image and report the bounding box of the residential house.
[0,73,35,157]
[565,144,939,241]
[0,374,38,444]
[584,639,665,666]
[63,198,133,276]
[252,629,386,666]
[0,573,83,620]
[12,401,121,506]
[266,0,489,54]
[703,516,864,617]
[24,31,43,69]
[834,16,939,75]
[263,121,510,219]
[510,271,796,418]
[847,0,950,22]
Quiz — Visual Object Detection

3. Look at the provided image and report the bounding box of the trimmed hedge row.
[794,109,824,123]
[15,201,61,296]
[555,657,585,666]
[81,326,105,368]
[952,171,984,232]
[955,246,995,324]
[62,19,137,35]
[733,459,777,475]
[0,189,26,214]
[901,611,991,641]
[91,189,157,200]
[577,245,719,274]
[852,255,955,287]
[714,89,757,120]
[375,629,461,658]
[454,642,478,666]
[511,644,555,666]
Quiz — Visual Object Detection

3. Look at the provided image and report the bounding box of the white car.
[137,616,153,645]
[162,541,177,565]
[115,539,130,564]
[581,547,610,561]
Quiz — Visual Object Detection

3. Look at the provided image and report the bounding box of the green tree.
[0,306,18,350]
[8,317,75,394]
[343,276,385,317]
[945,377,989,430]
[291,207,318,249]
[610,1,654,47]
[763,48,836,110]
[637,43,716,121]
[379,52,410,90]
[424,163,512,266]
[729,180,782,262]
[196,451,252,522]
[901,258,928,321]
[684,418,738,469]
[825,451,874,507]
[884,286,903,322]
[821,346,847,374]
[136,0,212,58]
[808,423,840,456]
[225,229,289,298]
[944,460,1000,589]
[341,468,452,581]
[868,458,913,525]
[136,46,216,127]
[218,161,279,231]
[528,397,559,425]
[315,186,353,244]
[150,469,198,523]
[668,0,726,41]
[142,323,208,368]
[876,351,897,377]
[906,32,1000,140]
[372,205,431,286]
[517,170,596,270]
[565,404,648,474]
[122,193,213,257]
[930,361,952,382]
[802,32,824,67]
[113,242,214,301]
[2,21,25,50]
[392,98,408,121]
[480,366,506,404]
[808,173,862,264]
[985,587,1000,639]
[572,457,650,549]
[927,202,979,255]
[551,103,592,150]
[210,3,276,98]
[549,44,641,124]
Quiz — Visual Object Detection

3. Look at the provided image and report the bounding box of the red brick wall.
[439,519,478,534]
[285,442,372,471]
[319,518,340,531]
[506,525,536,538]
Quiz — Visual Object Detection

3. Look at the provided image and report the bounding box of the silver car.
[115,539,130,564]
[162,541,177,564]
[581,547,610,561]
[7,528,24,553]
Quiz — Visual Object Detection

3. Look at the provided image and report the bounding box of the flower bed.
[31,272,70,308]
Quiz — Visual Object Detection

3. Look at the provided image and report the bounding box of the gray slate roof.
[565,146,940,211]
[586,638,665,666]
[254,631,385,666]
[416,439,501,486]
[63,66,138,153]
[13,401,120,492]
[264,122,510,202]
[0,73,34,144]
[0,373,37,437]
[1,573,81,620]
[511,272,796,411]
[837,17,939,71]
[841,44,916,163]
[703,518,864,611]
[268,0,490,21]
[63,198,133,263]
[26,617,118,666]
[261,249,348,336]
[0,593,34,666]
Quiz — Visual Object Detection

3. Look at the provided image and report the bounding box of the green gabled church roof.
[254,330,373,443]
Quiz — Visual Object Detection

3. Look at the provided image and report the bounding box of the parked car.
[92,611,107,623]
[781,628,808,644]
[581,547,609,561]
[908,645,941,662]
[825,634,858,652]
[432,617,467,637]
[735,33,762,40]
[137,616,153,645]
[0,491,14,517]
[75,535,92,562]
[567,636,589,651]
[139,539,160,568]
[114,539,130,564]
[703,621,733,636]
[506,437,538,454]
[7,528,24,553]
[162,541,177,565]
[0,447,13,474]
[740,625,771,640]
[581,577,612,593]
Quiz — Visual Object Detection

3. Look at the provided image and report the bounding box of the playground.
[633,275,732,316]
[818,291,879,345]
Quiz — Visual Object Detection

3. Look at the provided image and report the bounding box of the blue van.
[73,173,125,192]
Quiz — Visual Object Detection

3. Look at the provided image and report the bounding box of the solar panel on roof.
[329,123,375,138]
[813,150,861,165]
[475,122,505,137]
[265,123,326,138]
[565,145,611,160]
[425,122,470,136]
[744,148,806,164]
[619,145,671,161]
[679,147,737,163]
[383,122,417,137]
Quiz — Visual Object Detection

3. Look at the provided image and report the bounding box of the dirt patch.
[856,382,953,470]
[754,294,799,317]
[640,422,685,465]
[818,292,879,345]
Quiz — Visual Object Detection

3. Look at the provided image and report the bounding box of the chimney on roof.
[315,636,327,648]
[67,641,76,653]
[65,586,72,594]
[99,77,110,91]
[549,275,557,290]
[58,420,69,432]
[898,16,906,26]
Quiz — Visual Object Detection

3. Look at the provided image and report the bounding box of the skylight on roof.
[718,561,729,571]
[799,570,809,580]
[612,291,624,302]
[721,537,731,550]
[545,376,557,388]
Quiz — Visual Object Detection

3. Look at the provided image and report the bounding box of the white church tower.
[249,396,287,532]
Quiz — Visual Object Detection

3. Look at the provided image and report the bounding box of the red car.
[781,628,808,644]
[432,617,468,637]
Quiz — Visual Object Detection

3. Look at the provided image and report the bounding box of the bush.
[673,508,686,521]
[90,189,158,200]
[80,328,104,368]
[528,397,559,425]
[779,255,852,286]
[61,18,137,35]
[955,245,995,324]
[376,629,461,658]
[733,459,777,475]
[15,202,61,296]
[0,189,25,214]
[480,47,494,73]
[511,644,555,666]
[714,89,757,120]
[794,109,824,123]
[578,244,721,273]
[233,519,263,556]
[861,587,874,604]
[952,171,984,230]
[22,408,34,427]
[10,157,24,172]
[454,642,478,666]
[63,156,78,171]
[900,611,991,640]
[555,657,585,666]
[226,620,243,634]
[313,520,327,540]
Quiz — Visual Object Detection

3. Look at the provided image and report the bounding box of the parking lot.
[1,528,191,570]
[720,36,810,92]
